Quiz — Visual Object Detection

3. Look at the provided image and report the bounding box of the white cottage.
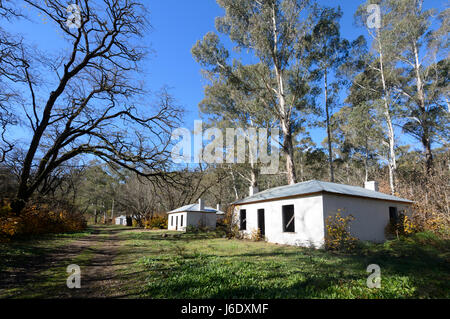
[167,199,224,231]
[115,215,127,226]
[232,180,412,248]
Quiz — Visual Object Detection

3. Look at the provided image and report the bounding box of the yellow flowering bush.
[249,228,263,241]
[385,212,420,239]
[0,200,86,242]
[144,216,167,229]
[403,215,419,235]
[325,211,358,252]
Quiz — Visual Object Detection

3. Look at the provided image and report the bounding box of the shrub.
[395,171,449,239]
[385,212,419,239]
[249,228,263,241]
[325,211,358,252]
[185,225,198,233]
[0,200,86,242]
[144,216,168,229]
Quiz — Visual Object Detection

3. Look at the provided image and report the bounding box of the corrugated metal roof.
[233,180,412,205]
[167,203,224,214]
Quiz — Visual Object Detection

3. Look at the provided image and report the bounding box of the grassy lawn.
[115,230,450,299]
[1,226,449,298]
[0,228,95,298]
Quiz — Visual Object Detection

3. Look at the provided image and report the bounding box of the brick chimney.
[198,198,205,211]
[364,181,379,192]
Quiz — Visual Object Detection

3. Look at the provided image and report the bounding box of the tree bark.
[229,166,239,200]
[272,3,296,185]
[364,137,369,183]
[413,42,433,174]
[377,33,397,195]
[281,117,297,185]
[324,69,334,182]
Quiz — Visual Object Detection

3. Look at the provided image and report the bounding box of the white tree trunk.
[377,35,397,195]
[272,3,296,185]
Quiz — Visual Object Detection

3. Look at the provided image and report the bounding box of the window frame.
[240,209,247,231]
[282,205,295,233]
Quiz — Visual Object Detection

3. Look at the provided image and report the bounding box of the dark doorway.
[176,216,179,230]
[258,209,265,236]
[389,207,398,225]
[126,216,132,227]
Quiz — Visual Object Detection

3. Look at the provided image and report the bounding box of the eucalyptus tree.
[332,103,383,184]
[305,6,349,182]
[382,0,449,174]
[355,2,402,194]
[192,0,317,185]
[198,62,277,190]
[4,1,182,214]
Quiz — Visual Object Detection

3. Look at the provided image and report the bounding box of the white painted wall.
[234,194,325,248]
[167,212,216,231]
[115,216,126,225]
[186,212,217,230]
[233,193,412,248]
[167,212,187,231]
[322,194,410,242]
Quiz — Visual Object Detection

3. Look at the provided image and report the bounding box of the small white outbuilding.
[115,215,127,226]
[232,180,412,248]
[167,199,224,231]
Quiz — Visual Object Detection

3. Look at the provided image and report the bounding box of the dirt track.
[0,225,129,298]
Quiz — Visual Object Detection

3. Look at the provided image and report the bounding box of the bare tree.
[118,174,159,225]
[0,2,25,162]
[4,0,182,214]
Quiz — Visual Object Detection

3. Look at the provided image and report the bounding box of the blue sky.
[3,0,445,152]
[144,0,365,143]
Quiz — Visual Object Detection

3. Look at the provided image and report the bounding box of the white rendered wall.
[167,212,187,231]
[234,194,325,248]
[322,193,410,242]
[186,212,217,230]
[167,212,216,231]
[115,217,125,225]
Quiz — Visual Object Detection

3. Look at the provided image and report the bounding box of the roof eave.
[231,190,413,206]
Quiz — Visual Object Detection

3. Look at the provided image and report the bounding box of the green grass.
[0,228,95,298]
[115,230,450,299]
[1,226,448,298]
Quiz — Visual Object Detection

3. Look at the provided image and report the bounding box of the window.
[389,207,398,225]
[181,215,184,227]
[171,216,174,226]
[240,209,247,230]
[282,205,295,232]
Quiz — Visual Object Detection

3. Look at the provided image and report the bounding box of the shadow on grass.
[135,232,450,299]
[0,225,132,298]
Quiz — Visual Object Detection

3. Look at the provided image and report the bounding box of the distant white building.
[167,199,224,231]
[232,180,412,248]
[216,204,226,222]
[115,215,127,226]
